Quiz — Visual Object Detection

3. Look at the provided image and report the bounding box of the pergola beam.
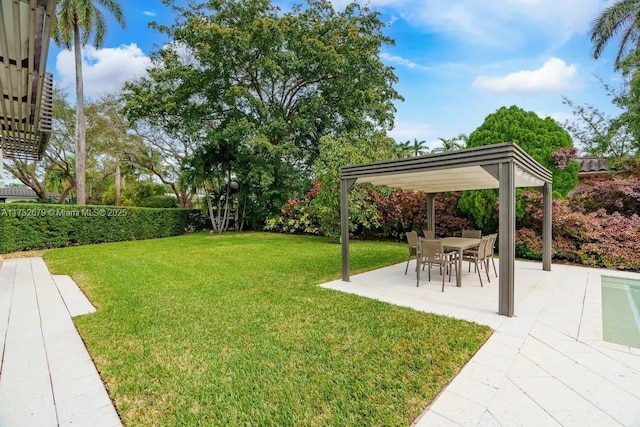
[426,193,435,233]
[498,161,516,316]
[0,0,56,160]
[542,181,552,271]
[340,177,356,282]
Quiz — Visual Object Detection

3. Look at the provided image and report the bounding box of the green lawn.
[44,232,492,426]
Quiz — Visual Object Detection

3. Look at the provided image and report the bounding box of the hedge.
[0,203,207,254]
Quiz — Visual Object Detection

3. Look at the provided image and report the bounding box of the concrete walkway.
[0,257,121,427]
[322,259,640,426]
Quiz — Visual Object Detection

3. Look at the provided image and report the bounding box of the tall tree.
[432,134,467,153]
[590,0,640,69]
[461,106,579,230]
[52,0,126,205]
[123,0,401,227]
[410,138,427,156]
[393,140,412,158]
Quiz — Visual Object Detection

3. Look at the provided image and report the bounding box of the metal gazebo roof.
[0,0,56,161]
[339,142,554,317]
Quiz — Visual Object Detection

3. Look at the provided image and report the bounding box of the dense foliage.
[517,190,640,270]
[569,176,640,216]
[0,203,203,253]
[268,165,640,271]
[123,0,402,230]
[467,106,579,196]
[266,182,473,239]
[459,105,579,230]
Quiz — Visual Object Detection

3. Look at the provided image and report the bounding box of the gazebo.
[339,142,553,317]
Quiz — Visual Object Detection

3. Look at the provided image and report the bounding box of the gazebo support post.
[340,177,356,282]
[542,182,552,271]
[426,193,435,233]
[498,161,516,317]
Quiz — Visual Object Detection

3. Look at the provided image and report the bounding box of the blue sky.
[47,0,622,152]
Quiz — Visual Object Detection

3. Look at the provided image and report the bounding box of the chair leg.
[491,257,497,277]
[441,262,446,292]
[485,259,491,283]
[475,260,484,287]
[405,256,410,275]
[416,257,420,287]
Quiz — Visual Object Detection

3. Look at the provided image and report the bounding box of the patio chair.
[486,233,498,277]
[461,229,482,238]
[462,236,491,287]
[422,229,435,239]
[416,239,458,292]
[462,229,482,258]
[404,231,419,275]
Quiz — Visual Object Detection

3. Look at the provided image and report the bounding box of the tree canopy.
[590,0,640,69]
[467,105,579,197]
[122,0,402,228]
[458,106,579,231]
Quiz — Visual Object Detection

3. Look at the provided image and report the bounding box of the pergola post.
[340,178,356,282]
[542,181,552,271]
[426,193,435,233]
[498,161,516,317]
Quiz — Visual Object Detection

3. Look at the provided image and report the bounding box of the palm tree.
[590,0,640,69]
[432,133,467,153]
[52,0,126,205]
[393,140,412,158]
[411,138,427,156]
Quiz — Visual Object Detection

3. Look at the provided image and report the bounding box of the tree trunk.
[206,190,218,232]
[114,160,121,206]
[73,25,86,205]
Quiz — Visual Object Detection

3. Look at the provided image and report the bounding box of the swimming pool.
[601,275,640,349]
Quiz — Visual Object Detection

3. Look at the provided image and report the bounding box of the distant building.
[577,158,608,179]
[570,158,609,196]
[0,187,59,203]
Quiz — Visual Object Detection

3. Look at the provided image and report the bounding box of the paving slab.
[0,257,121,427]
[52,275,96,317]
[321,260,640,426]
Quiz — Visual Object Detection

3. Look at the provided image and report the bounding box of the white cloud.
[472,57,577,94]
[381,52,429,71]
[388,119,436,142]
[333,0,603,48]
[55,44,150,99]
[143,10,156,17]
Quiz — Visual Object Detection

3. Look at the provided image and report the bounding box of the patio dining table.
[440,237,481,287]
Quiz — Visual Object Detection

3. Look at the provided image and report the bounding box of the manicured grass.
[44,232,492,426]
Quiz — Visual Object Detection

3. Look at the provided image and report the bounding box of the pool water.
[601,275,640,349]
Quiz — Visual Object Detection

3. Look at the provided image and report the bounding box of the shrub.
[265,181,320,235]
[137,195,179,208]
[515,191,640,270]
[568,176,640,217]
[515,228,542,259]
[0,203,203,253]
[374,190,473,238]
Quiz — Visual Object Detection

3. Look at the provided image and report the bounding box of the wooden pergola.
[339,142,553,317]
[0,0,56,161]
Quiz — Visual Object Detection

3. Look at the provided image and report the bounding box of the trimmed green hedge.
[0,203,205,253]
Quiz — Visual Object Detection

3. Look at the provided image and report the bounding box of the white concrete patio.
[322,258,640,426]
[0,257,121,427]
